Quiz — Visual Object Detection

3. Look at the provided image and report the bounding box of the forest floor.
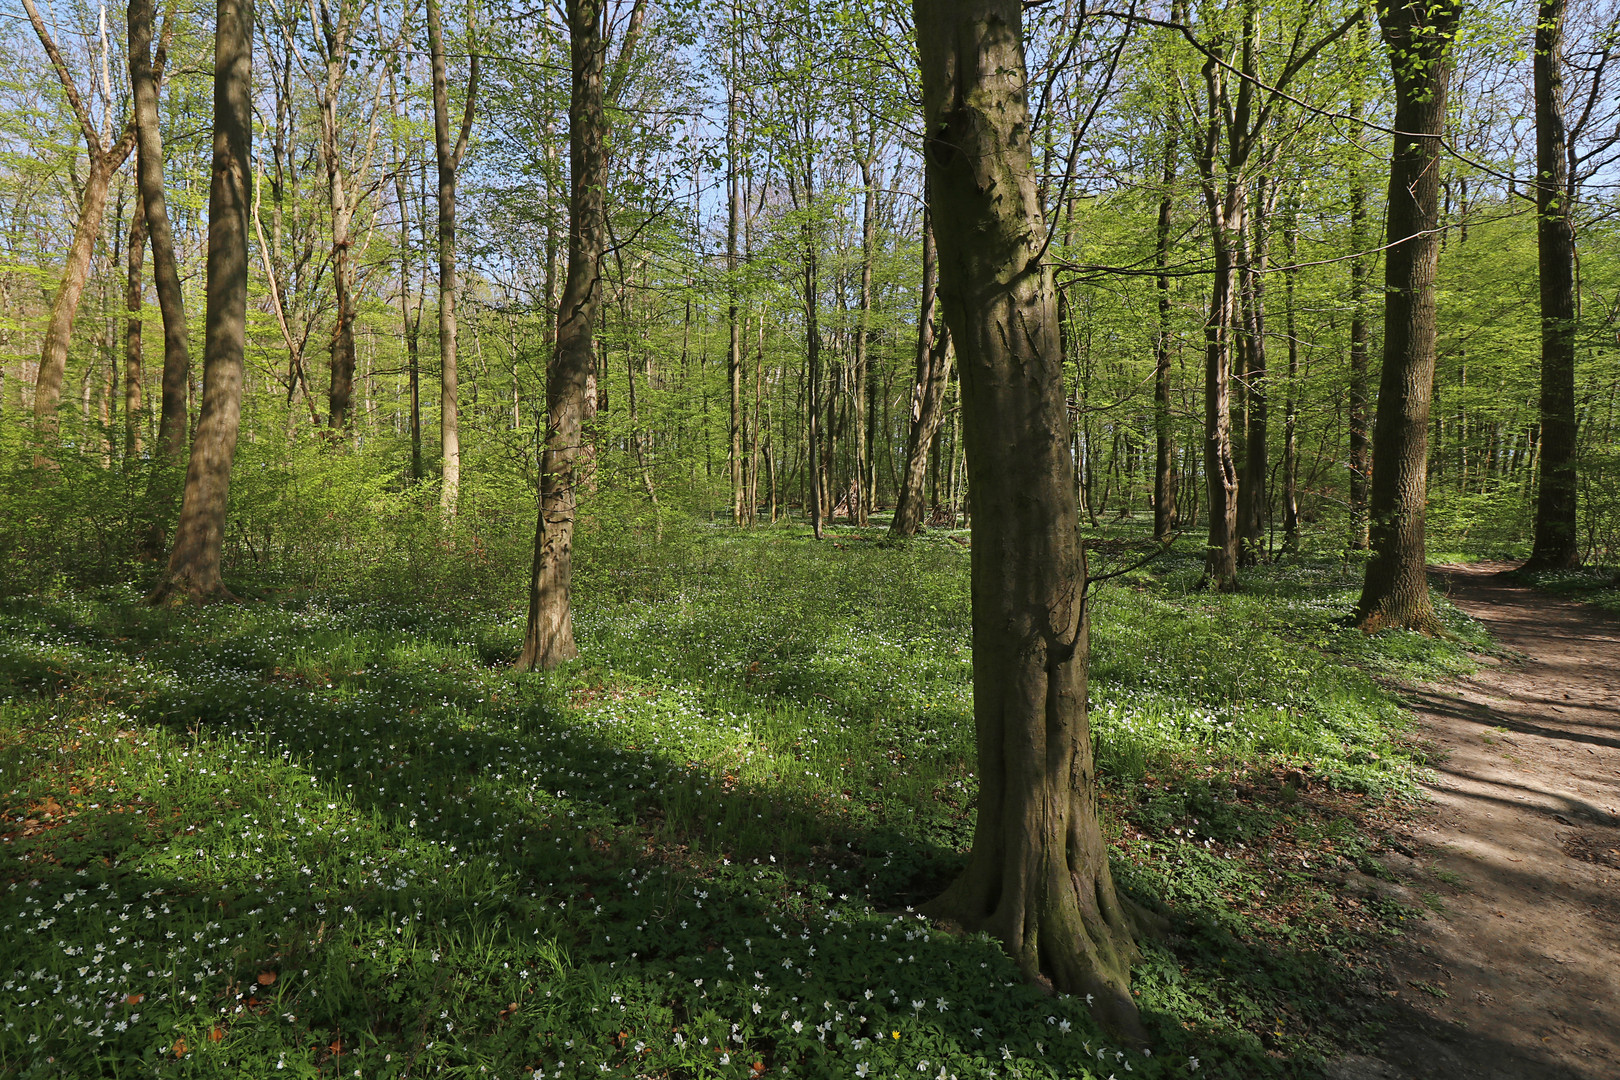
[1333,563,1620,1080]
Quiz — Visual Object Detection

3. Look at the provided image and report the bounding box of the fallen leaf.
[172,1038,188,1058]
[257,971,277,986]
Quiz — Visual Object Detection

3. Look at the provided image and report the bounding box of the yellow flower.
[892,1031,900,1039]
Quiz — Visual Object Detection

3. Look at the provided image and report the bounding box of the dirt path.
[1332,563,1620,1080]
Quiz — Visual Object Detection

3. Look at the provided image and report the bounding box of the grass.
[0,525,1486,1079]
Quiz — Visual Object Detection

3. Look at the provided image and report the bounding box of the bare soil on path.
[1333,563,1620,1080]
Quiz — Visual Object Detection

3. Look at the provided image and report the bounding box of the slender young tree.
[128,0,188,458]
[516,0,622,669]
[1355,0,1463,632]
[429,0,478,512]
[149,0,253,603]
[1152,26,1179,543]
[890,200,951,538]
[22,0,135,454]
[914,0,1143,1038]
[1526,0,1580,570]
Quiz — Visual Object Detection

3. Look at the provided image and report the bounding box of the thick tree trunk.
[891,204,952,538]
[429,0,476,512]
[128,0,188,458]
[124,199,147,459]
[1355,0,1461,633]
[149,0,252,603]
[516,0,609,670]
[914,0,1142,1039]
[1527,0,1580,570]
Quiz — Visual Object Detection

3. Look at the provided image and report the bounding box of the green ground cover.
[0,527,1485,1079]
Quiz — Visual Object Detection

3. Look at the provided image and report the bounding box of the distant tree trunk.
[914,0,1143,1040]
[852,123,878,526]
[149,0,252,603]
[312,0,366,431]
[891,203,952,538]
[1282,200,1302,555]
[1152,92,1178,542]
[1355,0,1461,633]
[1195,54,1245,591]
[128,0,188,458]
[429,0,477,511]
[1346,10,1372,551]
[727,41,745,526]
[792,165,826,540]
[124,200,147,459]
[1237,172,1274,566]
[516,0,610,670]
[1527,0,1580,570]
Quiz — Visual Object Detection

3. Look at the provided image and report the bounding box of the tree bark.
[149,0,252,603]
[128,0,188,458]
[1282,200,1302,555]
[429,0,477,512]
[1355,0,1461,633]
[516,0,610,670]
[1527,0,1580,570]
[1195,53,1246,591]
[727,32,745,526]
[914,0,1142,1039]
[124,198,147,459]
[891,202,952,539]
[1152,75,1178,543]
[852,121,878,526]
[1236,172,1274,566]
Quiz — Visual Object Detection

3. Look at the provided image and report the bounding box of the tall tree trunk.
[430,0,477,511]
[31,149,132,453]
[124,199,147,459]
[727,34,745,526]
[1152,82,1178,542]
[914,0,1143,1040]
[1527,0,1580,570]
[1347,10,1372,551]
[149,0,252,603]
[852,124,877,526]
[314,0,361,430]
[128,0,188,458]
[891,203,952,538]
[1282,199,1302,554]
[1196,57,1245,591]
[1236,171,1273,566]
[1355,0,1461,633]
[516,0,611,670]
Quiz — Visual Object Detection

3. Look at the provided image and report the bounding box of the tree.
[149,0,252,603]
[429,0,478,513]
[1526,0,1580,570]
[890,198,951,539]
[22,0,135,457]
[516,0,616,669]
[127,0,189,459]
[913,0,1143,1038]
[1355,0,1463,633]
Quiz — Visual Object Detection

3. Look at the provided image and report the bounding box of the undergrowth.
[0,525,1484,1079]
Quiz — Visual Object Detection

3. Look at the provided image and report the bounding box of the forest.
[2,0,1619,1075]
